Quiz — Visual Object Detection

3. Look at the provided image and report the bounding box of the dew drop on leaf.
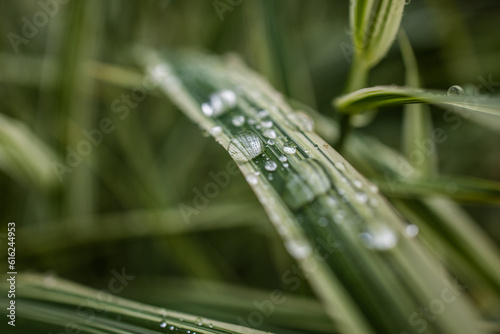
[359,227,398,251]
[265,160,278,171]
[283,141,297,154]
[232,115,245,127]
[405,224,419,238]
[447,85,464,96]
[285,239,312,259]
[228,131,265,162]
[263,129,277,139]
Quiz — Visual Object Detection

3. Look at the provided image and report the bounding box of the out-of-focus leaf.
[374,174,500,204]
[0,113,59,189]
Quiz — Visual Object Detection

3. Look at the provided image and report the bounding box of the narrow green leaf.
[335,85,500,116]
[4,273,272,334]
[374,174,500,204]
[399,30,437,177]
[349,0,406,68]
[137,48,486,334]
[0,114,59,189]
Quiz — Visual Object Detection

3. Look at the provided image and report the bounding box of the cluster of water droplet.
[158,316,214,333]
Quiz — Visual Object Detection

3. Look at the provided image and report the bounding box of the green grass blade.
[342,133,500,301]
[335,85,500,116]
[0,113,59,189]
[373,174,500,204]
[349,0,406,68]
[399,30,437,177]
[2,273,272,334]
[137,48,486,334]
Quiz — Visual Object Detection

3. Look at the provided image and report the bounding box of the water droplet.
[265,160,278,171]
[290,111,314,132]
[263,129,277,139]
[228,131,265,162]
[354,192,368,204]
[160,321,167,328]
[267,139,275,145]
[335,161,346,171]
[195,317,203,326]
[248,118,257,125]
[267,174,274,181]
[201,103,214,117]
[219,90,237,108]
[369,184,379,193]
[257,110,269,118]
[232,115,245,127]
[209,126,222,136]
[169,326,175,331]
[210,94,224,114]
[353,180,363,189]
[279,155,287,162]
[208,323,214,328]
[246,174,258,185]
[261,120,273,128]
[285,239,312,259]
[359,227,398,251]
[405,224,419,238]
[283,163,289,168]
[447,85,464,96]
[283,141,297,154]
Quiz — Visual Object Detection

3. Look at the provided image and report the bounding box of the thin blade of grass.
[399,30,437,177]
[0,113,59,189]
[373,174,500,204]
[334,85,500,116]
[137,48,486,334]
[3,273,271,334]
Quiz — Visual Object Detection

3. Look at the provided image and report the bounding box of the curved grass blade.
[137,48,486,334]
[1,273,271,334]
[0,113,59,189]
[335,85,500,116]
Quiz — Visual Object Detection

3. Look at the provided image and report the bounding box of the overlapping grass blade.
[137,49,485,334]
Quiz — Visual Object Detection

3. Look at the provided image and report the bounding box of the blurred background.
[1,1,500,332]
